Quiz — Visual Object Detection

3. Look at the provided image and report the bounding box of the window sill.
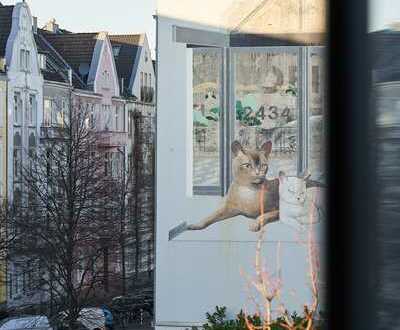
[193,186,224,196]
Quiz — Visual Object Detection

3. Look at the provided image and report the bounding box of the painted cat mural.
[168,141,325,240]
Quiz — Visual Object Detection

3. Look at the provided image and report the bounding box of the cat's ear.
[261,141,272,158]
[300,170,311,180]
[231,141,244,157]
[279,171,286,183]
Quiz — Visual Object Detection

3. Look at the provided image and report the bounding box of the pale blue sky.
[1,0,156,52]
[369,0,400,31]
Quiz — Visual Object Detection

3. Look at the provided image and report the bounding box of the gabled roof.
[110,34,143,95]
[35,30,86,88]
[39,31,99,84]
[0,5,13,57]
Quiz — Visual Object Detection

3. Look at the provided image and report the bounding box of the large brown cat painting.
[168,141,280,240]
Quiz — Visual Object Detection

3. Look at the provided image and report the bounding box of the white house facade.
[5,2,43,203]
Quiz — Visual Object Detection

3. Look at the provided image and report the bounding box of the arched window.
[28,132,36,148]
[13,132,22,181]
[28,133,36,163]
[14,93,22,125]
[14,131,22,147]
[27,94,37,126]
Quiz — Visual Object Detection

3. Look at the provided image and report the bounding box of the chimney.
[68,69,73,86]
[32,16,38,34]
[44,18,59,34]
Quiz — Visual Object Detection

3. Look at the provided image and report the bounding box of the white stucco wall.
[5,2,43,201]
[155,16,324,329]
[4,2,44,307]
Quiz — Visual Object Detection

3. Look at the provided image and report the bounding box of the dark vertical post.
[328,0,376,328]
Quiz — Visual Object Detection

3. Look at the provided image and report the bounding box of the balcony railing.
[96,130,127,148]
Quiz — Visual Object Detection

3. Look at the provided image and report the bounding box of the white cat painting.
[278,171,325,231]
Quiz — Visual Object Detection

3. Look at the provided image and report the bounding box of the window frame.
[43,98,52,127]
[27,94,36,126]
[14,92,22,126]
[192,47,225,196]
[191,46,323,196]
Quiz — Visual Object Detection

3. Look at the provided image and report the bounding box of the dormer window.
[112,46,121,57]
[145,51,149,62]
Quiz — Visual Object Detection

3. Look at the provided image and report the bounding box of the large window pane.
[192,49,222,189]
[308,48,326,179]
[233,49,299,177]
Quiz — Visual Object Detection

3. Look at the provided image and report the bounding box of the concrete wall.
[156,16,324,329]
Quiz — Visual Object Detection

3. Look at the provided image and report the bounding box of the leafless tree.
[127,110,154,290]
[10,97,123,328]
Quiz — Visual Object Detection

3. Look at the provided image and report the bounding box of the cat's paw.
[248,220,261,232]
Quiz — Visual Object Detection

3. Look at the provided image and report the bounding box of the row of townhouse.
[0,1,155,309]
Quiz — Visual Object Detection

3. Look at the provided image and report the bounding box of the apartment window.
[43,98,52,127]
[26,51,30,71]
[140,72,144,101]
[28,132,36,175]
[20,50,25,70]
[27,94,36,126]
[62,98,68,126]
[14,92,22,125]
[53,99,64,126]
[13,132,22,182]
[115,106,119,131]
[19,50,30,71]
[121,106,125,131]
[103,105,112,130]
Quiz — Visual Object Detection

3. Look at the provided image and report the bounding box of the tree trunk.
[103,246,109,292]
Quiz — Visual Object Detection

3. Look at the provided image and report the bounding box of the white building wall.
[5,2,43,201]
[131,35,155,101]
[155,15,323,329]
[4,2,44,306]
